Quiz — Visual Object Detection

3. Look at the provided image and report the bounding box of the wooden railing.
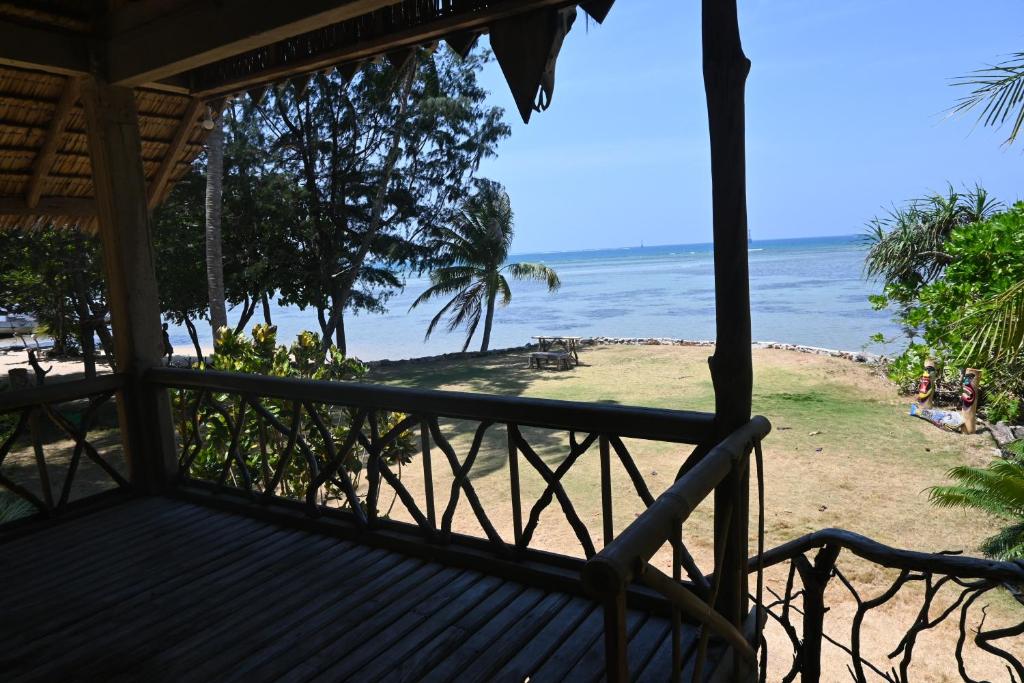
[147,367,719,565]
[582,416,772,682]
[749,529,1024,683]
[0,374,130,527]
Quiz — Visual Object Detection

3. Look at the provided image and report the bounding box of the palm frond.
[979,520,1024,561]
[952,278,1024,365]
[409,268,478,309]
[423,292,464,340]
[504,262,561,291]
[495,273,512,306]
[951,52,1024,145]
[928,459,1024,518]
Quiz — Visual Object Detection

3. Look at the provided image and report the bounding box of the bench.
[529,351,573,370]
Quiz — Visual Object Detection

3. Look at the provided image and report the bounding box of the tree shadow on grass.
[367,350,576,399]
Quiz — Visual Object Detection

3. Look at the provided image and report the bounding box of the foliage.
[867,194,1024,421]
[175,326,416,509]
[951,52,1024,146]
[261,45,510,354]
[410,179,560,352]
[0,227,110,358]
[864,185,999,308]
[0,491,34,525]
[928,455,1024,560]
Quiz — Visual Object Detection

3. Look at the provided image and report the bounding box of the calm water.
[167,234,900,361]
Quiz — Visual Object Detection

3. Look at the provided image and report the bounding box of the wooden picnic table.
[532,336,581,364]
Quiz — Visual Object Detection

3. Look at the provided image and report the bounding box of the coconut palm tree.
[928,455,1024,560]
[411,180,560,352]
[205,117,228,340]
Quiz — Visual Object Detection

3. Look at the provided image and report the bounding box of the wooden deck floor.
[0,497,714,682]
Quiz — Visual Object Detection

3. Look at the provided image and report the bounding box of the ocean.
[167,234,902,361]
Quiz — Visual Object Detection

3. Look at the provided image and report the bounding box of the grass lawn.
[369,343,1020,681]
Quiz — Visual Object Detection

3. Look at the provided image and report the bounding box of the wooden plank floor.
[0,497,715,682]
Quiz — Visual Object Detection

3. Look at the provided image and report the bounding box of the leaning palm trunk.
[480,286,497,352]
[205,121,228,341]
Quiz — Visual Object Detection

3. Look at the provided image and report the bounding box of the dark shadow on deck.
[0,497,724,682]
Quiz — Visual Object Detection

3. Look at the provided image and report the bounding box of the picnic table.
[532,336,582,364]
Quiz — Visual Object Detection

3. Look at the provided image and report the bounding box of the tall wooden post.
[703,0,753,652]
[80,76,177,492]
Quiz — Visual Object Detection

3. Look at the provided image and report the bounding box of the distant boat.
[0,313,37,337]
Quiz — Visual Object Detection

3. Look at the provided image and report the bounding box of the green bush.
[869,200,1024,421]
[175,325,417,511]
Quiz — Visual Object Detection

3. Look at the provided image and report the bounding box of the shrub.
[174,325,417,511]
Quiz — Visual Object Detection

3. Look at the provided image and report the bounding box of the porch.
[2,497,706,682]
[1,0,1023,681]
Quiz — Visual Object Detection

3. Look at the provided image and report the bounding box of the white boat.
[0,313,37,337]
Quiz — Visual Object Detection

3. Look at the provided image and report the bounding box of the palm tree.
[864,186,999,294]
[205,116,228,340]
[411,181,560,352]
[951,52,1024,146]
[928,456,1024,560]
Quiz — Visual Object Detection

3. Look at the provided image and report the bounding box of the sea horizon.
[160,232,900,362]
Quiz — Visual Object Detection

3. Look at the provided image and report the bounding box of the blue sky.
[475,0,1023,253]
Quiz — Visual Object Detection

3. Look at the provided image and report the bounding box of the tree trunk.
[71,265,96,378]
[335,310,346,355]
[480,285,497,352]
[261,291,272,325]
[703,0,753,650]
[205,121,228,341]
[183,317,204,362]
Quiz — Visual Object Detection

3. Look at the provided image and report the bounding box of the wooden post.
[961,368,980,435]
[793,544,840,683]
[703,0,753,639]
[601,590,629,683]
[80,76,177,492]
[916,358,937,409]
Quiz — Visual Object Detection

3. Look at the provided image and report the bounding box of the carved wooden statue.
[961,368,980,434]
[916,358,937,408]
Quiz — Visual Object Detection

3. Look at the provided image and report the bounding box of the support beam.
[147,98,203,209]
[80,76,177,492]
[107,0,401,86]
[702,0,753,650]
[26,77,81,209]
[0,19,90,76]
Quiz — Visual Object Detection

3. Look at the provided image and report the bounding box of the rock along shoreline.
[366,337,878,368]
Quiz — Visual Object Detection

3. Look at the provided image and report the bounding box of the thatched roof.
[0,65,205,230]
[0,0,614,228]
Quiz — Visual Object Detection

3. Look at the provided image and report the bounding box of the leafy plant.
[866,197,1024,421]
[0,491,34,525]
[928,455,1024,560]
[174,325,417,511]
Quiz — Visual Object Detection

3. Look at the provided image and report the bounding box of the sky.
[473,0,1024,253]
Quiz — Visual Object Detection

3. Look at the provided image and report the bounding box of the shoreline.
[0,336,881,382]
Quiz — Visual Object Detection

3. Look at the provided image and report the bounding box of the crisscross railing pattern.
[751,530,1024,683]
[582,416,771,682]
[150,367,717,560]
[0,375,129,526]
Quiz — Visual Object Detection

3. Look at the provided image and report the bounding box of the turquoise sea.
[167,234,901,361]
